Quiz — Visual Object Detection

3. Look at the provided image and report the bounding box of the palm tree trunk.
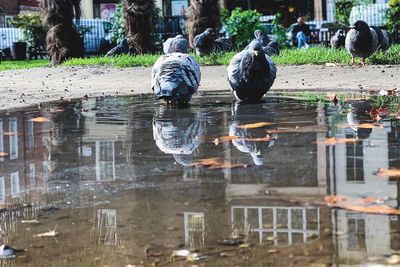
[124,0,155,54]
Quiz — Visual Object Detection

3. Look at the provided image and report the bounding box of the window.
[29,163,36,188]
[28,118,34,149]
[96,141,115,181]
[0,177,5,201]
[9,118,18,159]
[346,134,364,182]
[347,216,366,251]
[42,161,49,182]
[11,172,19,196]
[184,212,205,248]
[97,209,117,245]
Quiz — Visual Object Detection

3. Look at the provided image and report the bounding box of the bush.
[386,0,400,32]
[11,14,46,47]
[335,1,354,25]
[112,3,125,44]
[271,13,290,48]
[222,7,263,49]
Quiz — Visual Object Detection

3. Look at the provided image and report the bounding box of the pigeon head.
[353,20,370,32]
[173,35,188,53]
[204,28,214,36]
[247,40,263,51]
[254,29,264,38]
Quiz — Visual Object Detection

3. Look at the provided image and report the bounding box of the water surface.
[0,93,399,266]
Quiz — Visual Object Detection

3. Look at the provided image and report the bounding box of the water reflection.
[0,95,398,265]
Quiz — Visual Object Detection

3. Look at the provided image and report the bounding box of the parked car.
[0,27,23,51]
[349,3,389,27]
[74,19,113,54]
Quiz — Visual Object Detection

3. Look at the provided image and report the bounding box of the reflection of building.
[97,209,118,245]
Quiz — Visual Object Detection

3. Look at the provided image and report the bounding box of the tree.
[188,0,220,47]
[40,0,84,65]
[124,0,155,54]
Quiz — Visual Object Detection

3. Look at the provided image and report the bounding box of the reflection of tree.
[229,102,276,166]
[153,108,202,166]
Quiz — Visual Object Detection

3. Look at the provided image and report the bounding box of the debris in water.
[325,195,400,215]
[21,219,39,224]
[0,152,8,157]
[218,238,245,246]
[236,122,274,129]
[387,255,400,264]
[317,137,361,145]
[31,117,50,122]
[193,158,249,169]
[375,168,400,178]
[33,230,58,237]
[186,253,206,262]
[172,249,190,257]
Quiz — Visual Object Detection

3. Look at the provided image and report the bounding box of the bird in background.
[370,26,390,51]
[246,30,280,56]
[330,29,346,49]
[345,20,378,66]
[194,28,233,57]
[152,35,201,106]
[227,39,277,102]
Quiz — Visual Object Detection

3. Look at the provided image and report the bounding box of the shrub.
[112,3,125,44]
[335,1,354,25]
[386,0,400,32]
[222,7,263,49]
[11,14,46,47]
[271,13,290,48]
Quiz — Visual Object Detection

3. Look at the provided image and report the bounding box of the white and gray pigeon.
[371,26,390,51]
[227,40,277,102]
[246,31,279,56]
[163,35,189,54]
[345,20,378,66]
[330,29,346,49]
[152,35,201,105]
[194,28,233,56]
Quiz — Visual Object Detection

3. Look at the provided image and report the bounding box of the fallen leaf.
[236,122,273,129]
[2,132,17,136]
[31,117,50,123]
[0,152,8,157]
[316,137,361,145]
[21,219,39,224]
[375,168,400,178]
[193,157,249,169]
[33,230,58,237]
[213,136,239,145]
[213,135,276,145]
[338,123,384,129]
[325,195,400,215]
[267,126,327,133]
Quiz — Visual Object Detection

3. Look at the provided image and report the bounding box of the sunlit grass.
[0,44,399,71]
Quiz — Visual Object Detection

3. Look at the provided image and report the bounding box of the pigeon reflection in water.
[153,108,202,166]
[229,102,276,166]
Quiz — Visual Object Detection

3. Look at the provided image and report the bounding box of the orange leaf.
[0,152,8,157]
[317,137,360,145]
[375,168,400,178]
[31,117,50,123]
[236,122,274,129]
[213,135,276,145]
[193,157,249,169]
[325,195,400,215]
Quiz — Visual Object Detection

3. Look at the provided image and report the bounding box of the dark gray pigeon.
[227,40,276,102]
[106,38,135,56]
[264,41,280,56]
[345,20,378,65]
[194,28,233,56]
[254,29,270,46]
[163,35,189,54]
[371,26,390,51]
[330,29,346,49]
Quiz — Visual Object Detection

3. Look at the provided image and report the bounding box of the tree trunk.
[188,0,221,47]
[124,0,155,54]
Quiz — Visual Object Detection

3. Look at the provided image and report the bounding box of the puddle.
[0,93,399,266]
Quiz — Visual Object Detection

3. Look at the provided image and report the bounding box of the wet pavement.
[0,93,399,266]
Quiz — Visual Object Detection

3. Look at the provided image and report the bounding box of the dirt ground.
[0,64,398,110]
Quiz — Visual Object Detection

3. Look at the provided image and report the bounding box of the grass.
[0,44,399,71]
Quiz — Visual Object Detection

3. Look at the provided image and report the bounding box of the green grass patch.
[0,59,48,71]
[0,44,399,71]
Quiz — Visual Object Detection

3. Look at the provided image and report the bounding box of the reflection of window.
[231,206,320,246]
[0,177,4,201]
[29,163,36,188]
[0,120,3,162]
[184,212,205,248]
[28,118,34,149]
[42,161,49,182]
[96,141,115,181]
[9,118,18,160]
[11,172,19,196]
[97,209,117,246]
[347,215,366,251]
[346,134,364,182]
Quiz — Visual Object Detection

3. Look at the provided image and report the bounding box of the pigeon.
[194,28,233,56]
[263,41,280,56]
[163,35,189,54]
[345,20,378,66]
[106,38,135,56]
[330,29,346,49]
[0,244,17,259]
[371,26,390,51]
[227,40,277,102]
[153,109,202,166]
[151,44,201,105]
[253,29,271,46]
